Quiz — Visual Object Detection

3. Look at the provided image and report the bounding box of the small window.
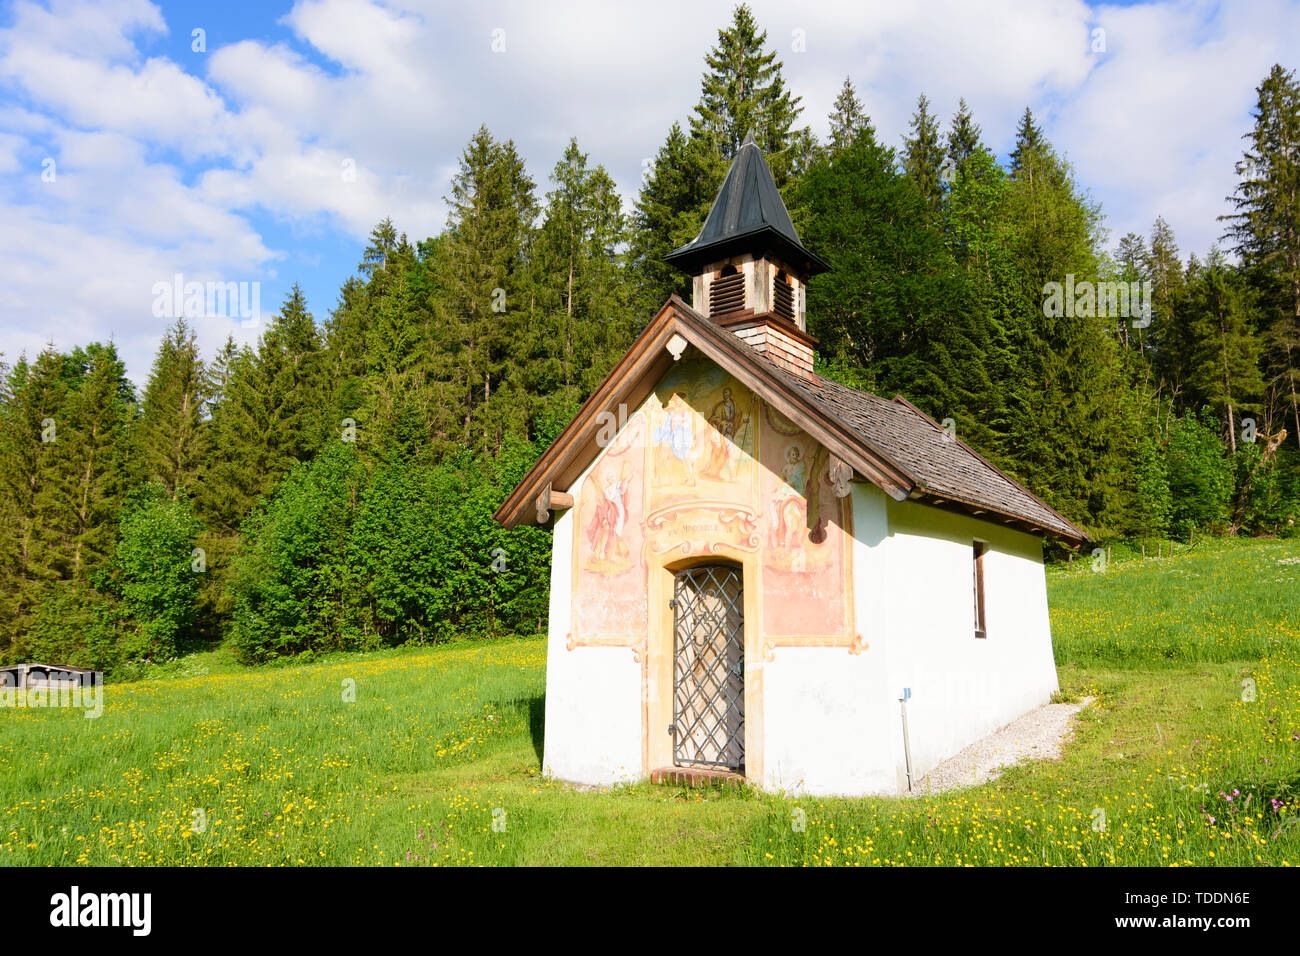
[973,541,987,638]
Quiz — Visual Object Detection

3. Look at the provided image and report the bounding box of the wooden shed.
[0,663,104,689]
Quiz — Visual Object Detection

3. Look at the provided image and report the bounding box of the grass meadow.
[1,536,1297,866]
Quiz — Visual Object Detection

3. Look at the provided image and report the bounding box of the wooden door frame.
[643,549,763,782]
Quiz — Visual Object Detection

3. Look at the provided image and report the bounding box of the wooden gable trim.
[494,296,916,528]
[494,301,682,528]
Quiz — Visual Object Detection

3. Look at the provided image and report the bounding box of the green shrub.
[113,483,203,662]
[229,442,367,663]
[1165,410,1233,538]
[1128,435,1172,538]
[229,439,551,663]
[1232,442,1300,535]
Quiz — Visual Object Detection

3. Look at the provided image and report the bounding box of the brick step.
[650,767,745,788]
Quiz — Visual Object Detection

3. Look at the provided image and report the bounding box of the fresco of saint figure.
[769,443,808,554]
[709,387,736,436]
[701,387,749,482]
[652,391,697,487]
[585,460,634,572]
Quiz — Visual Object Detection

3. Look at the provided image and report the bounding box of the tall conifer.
[689,3,803,167]
[829,77,871,155]
[903,93,945,213]
[136,319,207,499]
[1222,64,1300,445]
[946,98,983,171]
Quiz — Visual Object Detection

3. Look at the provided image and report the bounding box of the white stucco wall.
[872,493,1059,790]
[540,505,643,786]
[761,648,896,795]
[757,484,1058,796]
[760,485,896,796]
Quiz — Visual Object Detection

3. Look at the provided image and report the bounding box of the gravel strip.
[906,697,1095,797]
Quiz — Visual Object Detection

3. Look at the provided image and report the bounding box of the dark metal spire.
[663,131,829,276]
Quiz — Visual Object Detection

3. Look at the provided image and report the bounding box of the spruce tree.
[902,93,945,213]
[195,344,257,533]
[628,123,727,311]
[1002,125,1139,533]
[631,6,810,313]
[689,3,803,167]
[1185,249,1265,451]
[1147,216,1192,398]
[365,264,434,457]
[799,125,965,390]
[60,343,132,578]
[199,287,327,531]
[0,350,73,645]
[135,319,207,499]
[359,218,399,277]
[828,77,871,155]
[532,138,631,405]
[1116,233,1147,278]
[1114,232,1150,353]
[1221,63,1300,446]
[942,146,1037,460]
[322,273,374,434]
[946,98,983,172]
[204,335,239,417]
[261,284,328,458]
[1009,106,1047,178]
[434,126,538,455]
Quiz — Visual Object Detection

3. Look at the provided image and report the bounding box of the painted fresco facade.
[567,358,859,662]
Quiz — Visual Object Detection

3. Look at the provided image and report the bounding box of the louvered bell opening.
[709,267,746,317]
[773,271,795,323]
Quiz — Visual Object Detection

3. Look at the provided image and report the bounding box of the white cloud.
[284,0,426,87]
[1054,0,1300,255]
[0,199,266,380]
[0,132,24,173]
[5,0,166,60]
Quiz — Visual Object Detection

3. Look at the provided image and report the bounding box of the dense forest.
[2,6,1298,674]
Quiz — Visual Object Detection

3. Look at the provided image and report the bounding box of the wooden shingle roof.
[495,296,1087,546]
[764,366,1085,543]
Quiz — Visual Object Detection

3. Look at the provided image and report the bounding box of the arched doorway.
[670,564,745,772]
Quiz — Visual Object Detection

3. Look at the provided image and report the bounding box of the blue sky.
[2,0,1298,386]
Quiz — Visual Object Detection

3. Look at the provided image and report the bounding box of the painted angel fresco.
[652,391,699,487]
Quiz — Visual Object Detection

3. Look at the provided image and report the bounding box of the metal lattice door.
[670,565,744,771]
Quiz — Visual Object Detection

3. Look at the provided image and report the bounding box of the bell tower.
[663,131,830,378]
